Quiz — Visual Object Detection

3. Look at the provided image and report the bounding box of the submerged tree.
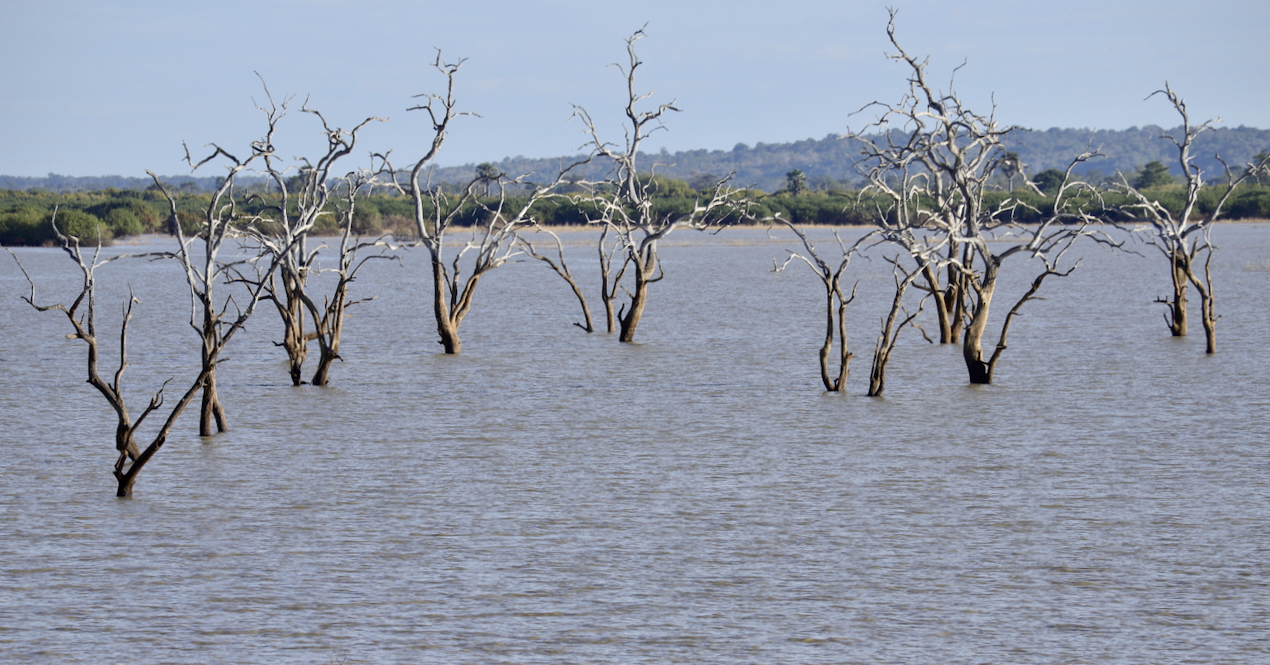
[1115,83,1270,354]
[10,213,243,496]
[850,9,1109,384]
[378,51,587,354]
[866,255,926,396]
[244,90,386,385]
[776,219,927,397]
[774,224,861,392]
[305,170,403,385]
[571,28,748,342]
[146,90,291,433]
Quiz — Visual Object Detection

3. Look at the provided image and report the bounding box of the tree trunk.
[602,286,617,333]
[1168,250,1189,337]
[922,262,952,344]
[281,270,308,385]
[1200,294,1215,353]
[198,323,227,436]
[567,277,595,333]
[432,258,461,354]
[311,351,335,386]
[818,288,850,391]
[199,369,227,436]
[115,422,140,461]
[867,270,918,397]
[1190,255,1215,354]
[618,269,650,343]
[311,296,344,387]
[116,471,137,498]
[962,259,999,385]
[945,249,967,343]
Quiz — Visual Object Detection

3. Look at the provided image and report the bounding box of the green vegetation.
[5,174,1270,246]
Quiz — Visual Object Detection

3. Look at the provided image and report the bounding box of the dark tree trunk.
[961,258,999,385]
[818,288,850,392]
[199,368,227,436]
[281,270,308,385]
[1168,249,1189,337]
[618,272,649,343]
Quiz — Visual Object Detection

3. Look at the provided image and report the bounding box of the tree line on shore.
[7,15,1269,497]
[4,169,1269,248]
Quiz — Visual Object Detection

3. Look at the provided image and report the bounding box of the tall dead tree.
[1115,83,1270,354]
[379,52,586,354]
[146,90,289,434]
[11,214,234,496]
[245,92,385,384]
[571,29,747,343]
[852,9,1109,384]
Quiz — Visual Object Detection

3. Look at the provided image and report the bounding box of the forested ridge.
[5,125,1270,247]
[6,125,1267,195]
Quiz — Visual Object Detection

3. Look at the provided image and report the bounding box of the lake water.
[2,225,1269,664]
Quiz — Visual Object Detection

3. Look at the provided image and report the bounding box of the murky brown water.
[2,225,1269,663]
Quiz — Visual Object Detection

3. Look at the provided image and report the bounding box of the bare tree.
[775,220,928,396]
[867,255,926,397]
[304,170,402,385]
[145,88,291,434]
[851,9,1109,384]
[774,223,861,392]
[524,200,631,334]
[378,52,587,354]
[243,91,385,384]
[11,213,230,496]
[571,29,748,343]
[1115,83,1270,354]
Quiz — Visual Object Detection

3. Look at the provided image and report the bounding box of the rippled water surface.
[2,225,1269,664]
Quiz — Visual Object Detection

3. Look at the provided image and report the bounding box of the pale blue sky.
[2,0,1265,177]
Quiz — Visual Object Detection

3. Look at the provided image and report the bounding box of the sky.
[2,0,1266,177]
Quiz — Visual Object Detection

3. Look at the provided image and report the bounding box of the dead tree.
[524,201,631,334]
[304,170,402,385]
[145,90,289,434]
[1115,83,1270,354]
[379,52,586,354]
[774,222,862,392]
[867,256,926,397]
[11,213,222,496]
[571,29,747,343]
[245,92,384,384]
[852,9,1109,384]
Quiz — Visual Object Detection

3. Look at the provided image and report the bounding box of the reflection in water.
[1,225,1269,663]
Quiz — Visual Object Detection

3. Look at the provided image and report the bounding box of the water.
[2,225,1269,664]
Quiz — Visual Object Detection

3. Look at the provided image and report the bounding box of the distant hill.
[5,125,1267,193]
[435,126,1270,192]
[0,173,223,193]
